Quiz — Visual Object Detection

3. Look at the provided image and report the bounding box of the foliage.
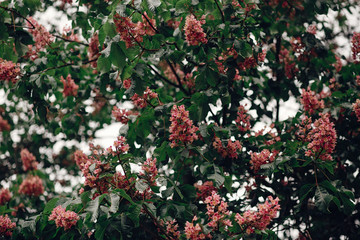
[0,0,359,239]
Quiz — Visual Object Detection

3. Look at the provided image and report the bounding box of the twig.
[214,0,225,23]
[0,6,36,29]
[38,57,98,74]
[53,34,89,46]
[166,60,190,95]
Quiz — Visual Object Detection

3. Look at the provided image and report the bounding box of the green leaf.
[314,186,332,213]
[97,55,112,73]
[43,197,59,215]
[299,184,314,202]
[135,179,149,192]
[127,204,142,227]
[109,193,120,213]
[319,180,337,194]
[208,173,225,187]
[110,43,126,70]
[95,219,110,240]
[85,194,107,222]
[116,189,135,205]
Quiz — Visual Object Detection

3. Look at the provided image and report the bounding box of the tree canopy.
[0,0,360,239]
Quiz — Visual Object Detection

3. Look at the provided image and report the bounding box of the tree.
[0,0,359,239]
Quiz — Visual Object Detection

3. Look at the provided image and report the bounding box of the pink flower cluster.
[333,55,342,72]
[250,149,277,173]
[194,181,217,200]
[161,62,195,89]
[213,136,242,159]
[0,215,16,237]
[0,188,11,205]
[0,116,10,132]
[356,75,360,86]
[49,205,79,231]
[161,219,180,239]
[353,99,360,122]
[82,159,110,191]
[131,87,158,109]
[112,106,134,124]
[107,136,130,155]
[74,150,90,171]
[215,48,242,81]
[235,105,251,132]
[18,175,44,196]
[279,48,298,79]
[300,87,324,115]
[184,216,211,240]
[351,32,360,62]
[235,196,280,234]
[78,138,129,195]
[21,148,38,172]
[305,114,337,161]
[88,33,100,68]
[26,17,54,60]
[232,0,256,13]
[204,191,232,229]
[184,15,208,46]
[136,12,156,37]
[141,158,158,186]
[296,116,312,141]
[114,13,156,48]
[0,58,20,83]
[122,78,132,89]
[169,105,199,148]
[61,74,79,97]
[306,25,317,35]
[238,49,267,71]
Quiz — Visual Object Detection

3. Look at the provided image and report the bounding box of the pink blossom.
[123,78,132,89]
[114,14,140,48]
[169,105,199,148]
[235,105,251,132]
[49,205,79,231]
[135,12,156,37]
[333,55,342,72]
[250,149,277,173]
[0,189,11,205]
[88,33,100,68]
[195,181,217,200]
[213,136,242,159]
[0,58,20,83]
[18,175,44,196]
[161,219,180,239]
[73,150,90,171]
[300,87,324,115]
[112,106,133,124]
[279,48,298,79]
[21,148,38,172]
[184,216,210,240]
[184,15,207,46]
[131,87,158,109]
[353,99,360,122]
[26,17,54,60]
[0,215,16,237]
[238,49,266,71]
[305,113,337,161]
[204,191,231,229]
[306,25,317,35]
[0,116,10,132]
[235,196,280,234]
[61,74,79,97]
[356,75,360,86]
[141,158,158,186]
[351,32,360,62]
